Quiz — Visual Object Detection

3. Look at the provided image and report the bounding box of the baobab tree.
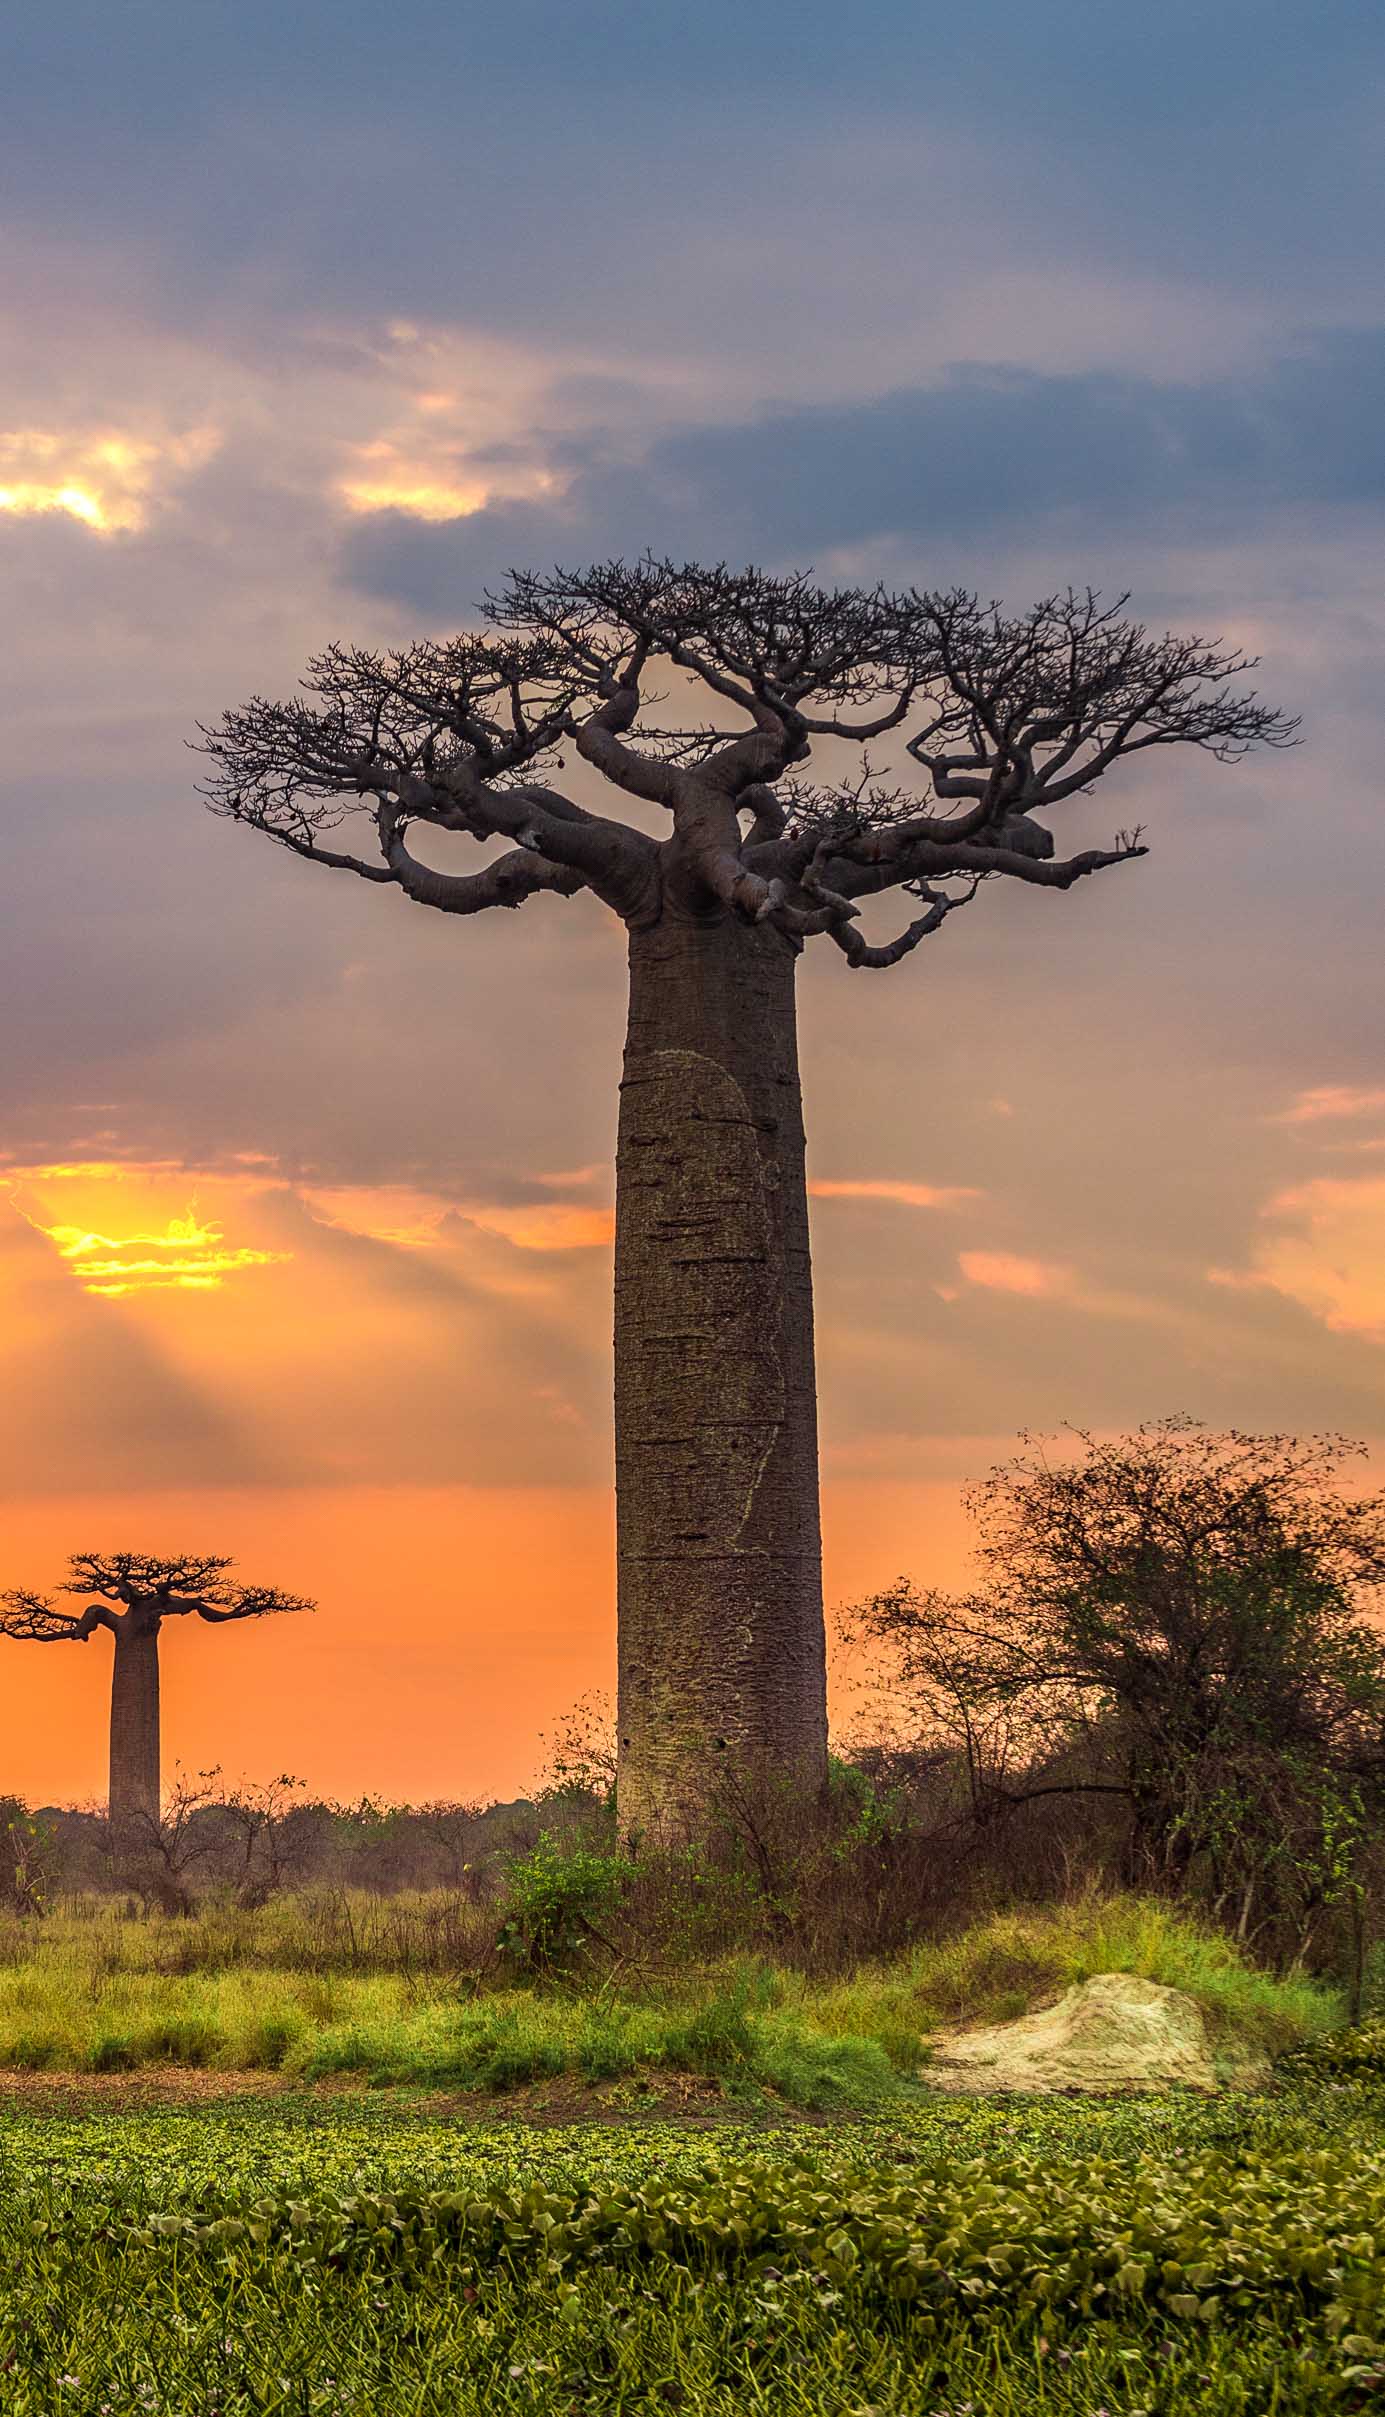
[199,561,1294,1833]
[0,1553,311,1831]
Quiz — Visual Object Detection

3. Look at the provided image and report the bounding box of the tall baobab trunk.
[614,906,827,1835]
[109,1618,161,1831]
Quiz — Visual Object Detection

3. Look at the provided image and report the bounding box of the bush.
[495,1833,629,1974]
[1279,2018,1385,2082]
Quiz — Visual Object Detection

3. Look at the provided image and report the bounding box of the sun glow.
[0,426,219,533]
[21,1203,287,1297]
[339,472,490,520]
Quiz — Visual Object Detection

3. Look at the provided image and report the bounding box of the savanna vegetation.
[0,1891,1339,2097]
[7,1418,1385,2413]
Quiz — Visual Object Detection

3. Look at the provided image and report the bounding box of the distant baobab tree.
[200,560,1294,1832]
[0,1553,311,1831]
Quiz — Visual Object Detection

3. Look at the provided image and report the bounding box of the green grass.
[0,1893,1340,2108]
[0,2085,1382,2412]
[790,1890,1341,2069]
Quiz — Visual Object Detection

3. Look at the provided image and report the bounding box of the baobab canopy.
[0,1552,311,1831]
[200,558,1295,1833]
[199,562,1294,959]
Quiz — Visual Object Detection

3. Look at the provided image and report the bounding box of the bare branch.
[0,1591,110,1643]
[827,877,982,969]
[2,1553,316,1633]
[381,823,586,915]
[199,562,1293,954]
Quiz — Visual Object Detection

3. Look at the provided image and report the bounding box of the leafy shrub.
[495,1833,629,1974]
[1279,2018,1385,2082]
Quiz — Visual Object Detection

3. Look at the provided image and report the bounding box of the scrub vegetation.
[4,1420,1383,2408]
[0,1892,1337,2096]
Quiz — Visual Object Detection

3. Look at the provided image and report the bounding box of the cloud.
[0,1195,270,1493]
[459,1203,614,1252]
[18,1208,287,1297]
[0,1160,614,1495]
[340,330,1385,613]
[1271,1084,1385,1127]
[958,1251,1074,1298]
[809,1179,981,1211]
[6,3,1382,365]
[1209,1175,1385,1346]
[0,423,221,534]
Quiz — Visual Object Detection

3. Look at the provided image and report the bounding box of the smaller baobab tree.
[0,1554,312,1835]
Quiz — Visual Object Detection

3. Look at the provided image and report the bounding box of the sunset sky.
[3,0,1384,1808]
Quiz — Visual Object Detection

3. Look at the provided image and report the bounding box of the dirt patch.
[922,1972,1269,2095]
[0,2067,302,2112]
[0,2065,836,2127]
[408,2074,837,2127]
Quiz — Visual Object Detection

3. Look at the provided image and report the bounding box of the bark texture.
[615,906,827,1835]
[109,1620,161,1829]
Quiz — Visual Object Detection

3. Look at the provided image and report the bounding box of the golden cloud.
[337,439,493,521]
[0,424,220,533]
[1209,1175,1385,1345]
[300,1181,613,1253]
[810,1178,981,1209]
[6,1151,618,1272]
[958,1249,1073,1297]
[467,1202,615,1252]
[332,331,572,522]
[1270,1084,1385,1127]
[25,1208,287,1298]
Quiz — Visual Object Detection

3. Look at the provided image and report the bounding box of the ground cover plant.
[1,2081,1383,2412]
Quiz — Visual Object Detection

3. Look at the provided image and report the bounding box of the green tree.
[853,1422,1385,1952]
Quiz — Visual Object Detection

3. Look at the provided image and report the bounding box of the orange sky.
[0,1476,982,1807]
[3,1113,1383,1807]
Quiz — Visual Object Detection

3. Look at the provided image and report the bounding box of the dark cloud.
[6,3,1382,348]
[341,331,1385,614]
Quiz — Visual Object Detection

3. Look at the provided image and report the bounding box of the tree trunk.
[614,904,827,1835]
[109,1622,161,1832]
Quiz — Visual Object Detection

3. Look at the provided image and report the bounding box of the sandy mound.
[922,1971,1259,2095]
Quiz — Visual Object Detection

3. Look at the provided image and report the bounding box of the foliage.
[0,1890,1337,2097]
[496,1832,630,1973]
[0,1551,312,1641]
[535,1692,618,1811]
[851,1421,1385,1963]
[0,1799,53,1918]
[1279,2017,1385,2083]
[790,1893,1340,2068]
[0,2086,1383,2412]
[127,2132,1385,2349]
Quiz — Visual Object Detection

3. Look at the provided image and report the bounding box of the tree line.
[6,1422,1384,2001]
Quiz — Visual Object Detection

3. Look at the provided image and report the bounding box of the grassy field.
[2,2079,1384,2412]
[0,1895,1366,2410]
[0,1893,1340,2101]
